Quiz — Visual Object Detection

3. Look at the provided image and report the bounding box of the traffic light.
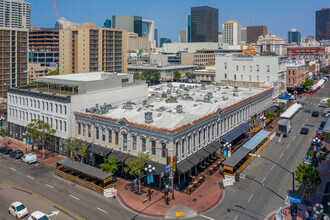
[235,172,240,182]
[172,156,176,172]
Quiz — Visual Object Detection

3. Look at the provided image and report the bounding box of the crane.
[51,0,80,29]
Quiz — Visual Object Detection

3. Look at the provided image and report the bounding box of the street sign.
[165,168,171,174]
[26,137,30,144]
[285,198,291,206]
[288,196,301,204]
[224,175,235,180]
[240,173,246,179]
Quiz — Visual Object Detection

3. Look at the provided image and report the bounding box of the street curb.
[198,189,225,215]
[265,210,277,220]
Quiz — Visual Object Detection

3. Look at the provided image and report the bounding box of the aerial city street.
[0,0,329,219]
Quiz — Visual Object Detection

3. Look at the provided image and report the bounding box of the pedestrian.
[305,209,310,220]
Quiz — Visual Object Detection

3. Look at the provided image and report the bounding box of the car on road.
[0,146,13,154]
[312,111,319,117]
[21,153,37,164]
[320,121,326,128]
[8,201,29,219]
[28,211,49,220]
[300,127,309,135]
[10,150,24,159]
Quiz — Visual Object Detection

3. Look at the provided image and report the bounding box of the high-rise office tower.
[59,22,127,74]
[112,15,142,37]
[241,27,247,44]
[315,8,330,41]
[0,0,30,98]
[160,38,171,47]
[179,29,187,43]
[154,29,158,47]
[187,15,191,42]
[191,6,218,42]
[142,19,156,48]
[246,26,267,44]
[0,0,30,29]
[288,29,301,45]
[29,28,59,67]
[222,20,241,46]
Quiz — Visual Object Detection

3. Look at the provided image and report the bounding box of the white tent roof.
[280,103,302,119]
[316,79,325,87]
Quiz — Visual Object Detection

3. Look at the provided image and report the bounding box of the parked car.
[318,127,324,132]
[300,127,309,135]
[0,146,13,154]
[312,111,319,117]
[21,153,37,164]
[10,150,24,159]
[316,131,324,140]
[28,211,49,220]
[320,121,326,128]
[8,201,29,219]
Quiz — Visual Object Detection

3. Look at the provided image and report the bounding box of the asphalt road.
[197,81,329,220]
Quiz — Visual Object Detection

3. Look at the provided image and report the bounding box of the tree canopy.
[185,72,195,79]
[265,112,276,122]
[279,103,286,113]
[47,70,59,76]
[142,69,160,84]
[100,156,119,174]
[65,138,88,163]
[304,79,314,88]
[327,98,330,108]
[173,71,181,82]
[260,51,277,56]
[295,163,321,200]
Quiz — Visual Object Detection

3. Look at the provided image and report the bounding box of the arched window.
[95,125,99,140]
[107,128,112,143]
[122,132,127,151]
[78,122,81,135]
[132,135,136,151]
[102,127,106,142]
[161,142,166,158]
[181,138,185,159]
[151,139,156,155]
[141,136,146,152]
[187,136,191,155]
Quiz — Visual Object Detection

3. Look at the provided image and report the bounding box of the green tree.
[306,151,321,168]
[185,72,195,80]
[304,79,314,88]
[25,119,56,159]
[260,51,277,56]
[173,71,181,82]
[100,156,119,174]
[0,128,10,145]
[64,138,88,163]
[295,163,322,201]
[322,131,330,140]
[142,69,160,84]
[47,70,59,76]
[279,103,286,114]
[327,98,330,108]
[265,112,276,121]
[124,153,151,193]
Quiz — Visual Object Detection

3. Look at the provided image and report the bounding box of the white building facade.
[222,21,241,46]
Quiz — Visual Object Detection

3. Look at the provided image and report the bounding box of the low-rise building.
[181,50,216,66]
[127,64,196,81]
[193,66,216,82]
[287,46,327,67]
[7,72,147,154]
[127,32,151,51]
[215,54,287,98]
[159,42,228,53]
[254,34,289,56]
[286,61,308,93]
[28,63,57,81]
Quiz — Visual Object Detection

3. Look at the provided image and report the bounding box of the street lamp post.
[0,116,4,129]
[145,164,155,201]
[23,131,29,153]
[260,116,266,129]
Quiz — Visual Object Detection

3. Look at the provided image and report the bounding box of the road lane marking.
[293,136,296,140]
[287,144,290,149]
[200,214,216,220]
[247,193,254,203]
[261,177,267,184]
[280,152,284,158]
[10,167,16,171]
[69,194,80,200]
[96,207,108,214]
[306,118,309,121]
[271,164,276,170]
[26,175,34,179]
[46,184,54,189]
[234,216,238,220]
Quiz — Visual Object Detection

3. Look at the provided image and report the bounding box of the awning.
[177,159,194,174]
[222,124,250,143]
[196,147,210,158]
[108,150,129,162]
[150,161,166,174]
[210,141,222,150]
[203,144,217,154]
[57,158,113,180]
[87,144,112,156]
[222,147,250,168]
[187,153,201,166]
[324,120,330,132]
[279,93,291,100]
[265,105,279,112]
[242,130,270,150]
[280,103,302,119]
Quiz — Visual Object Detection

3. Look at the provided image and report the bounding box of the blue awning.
[279,93,291,100]
[222,124,250,143]
[242,130,270,150]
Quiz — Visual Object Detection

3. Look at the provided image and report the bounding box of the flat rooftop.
[127,64,196,70]
[37,72,120,82]
[79,83,268,130]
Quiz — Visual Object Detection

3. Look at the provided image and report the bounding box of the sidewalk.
[0,137,65,168]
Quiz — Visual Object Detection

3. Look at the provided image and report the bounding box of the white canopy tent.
[280,103,302,119]
[316,79,325,87]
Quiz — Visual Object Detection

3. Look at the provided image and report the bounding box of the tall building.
[222,21,241,46]
[0,0,30,29]
[59,22,127,74]
[241,27,247,44]
[315,8,330,41]
[288,29,301,45]
[191,6,218,42]
[103,19,111,28]
[187,15,191,42]
[154,29,158,47]
[142,19,156,48]
[0,0,30,98]
[160,38,171,47]
[112,15,142,37]
[29,28,59,67]
[246,26,267,44]
[179,29,187,43]
[127,32,150,51]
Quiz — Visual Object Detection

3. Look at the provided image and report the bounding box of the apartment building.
[0,0,30,29]
[59,22,127,74]
[181,50,216,66]
[222,21,241,46]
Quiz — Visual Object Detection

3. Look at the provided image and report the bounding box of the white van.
[21,153,37,164]
[320,98,329,107]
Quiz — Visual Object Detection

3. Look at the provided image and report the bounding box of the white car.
[28,211,49,220]
[8,201,29,219]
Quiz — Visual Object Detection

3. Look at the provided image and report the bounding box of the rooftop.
[77,83,269,131]
[38,72,119,82]
[127,64,196,70]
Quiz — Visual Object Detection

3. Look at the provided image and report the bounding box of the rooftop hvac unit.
[176,105,183,113]
[145,112,153,123]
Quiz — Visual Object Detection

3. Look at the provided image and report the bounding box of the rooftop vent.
[204,95,211,102]
[207,92,213,98]
[176,105,183,113]
[179,84,185,89]
[124,101,133,110]
[145,112,153,123]
[201,84,206,90]
[167,83,173,88]
[233,86,239,92]
[157,106,166,112]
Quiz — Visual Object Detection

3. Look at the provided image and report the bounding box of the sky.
[27,0,329,42]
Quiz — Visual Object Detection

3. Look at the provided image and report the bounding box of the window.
[151,140,156,155]
[250,66,252,72]
[161,143,166,158]
[236,65,239,71]
[267,65,270,72]
[187,136,191,155]
[108,129,112,143]
[60,121,62,131]
[193,133,196,151]
[42,101,44,110]
[288,79,291,83]
[115,131,119,145]
[50,103,53,112]
[102,128,105,142]
[55,104,58,113]
[123,133,127,151]
[198,130,202,145]
[132,135,136,150]
[203,128,206,143]
[217,121,220,136]
[293,79,295,84]
[64,106,67,115]
[55,119,58,130]
[95,126,99,140]
[208,126,211,139]
[267,76,270,83]
[288,70,290,76]
[38,101,40,109]
[243,65,245,71]
[88,124,91,138]
[181,139,185,158]
[234,75,236,80]
[176,142,179,158]
[224,74,227,79]
[64,121,67,132]
[224,62,227,69]
[46,103,49,111]
[292,71,295,76]
[34,100,36,108]
[83,124,86,136]
[60,105,62,114]
[50,118,53,128]
[78,123,81,135]
[249,75,252,81]
[141,137,146,152]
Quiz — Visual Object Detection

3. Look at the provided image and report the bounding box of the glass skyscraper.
[288,29,301,45]
[191,6,218,42]
[187,15,191,42]
[315,8,330,41]
[112,15,142,37]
